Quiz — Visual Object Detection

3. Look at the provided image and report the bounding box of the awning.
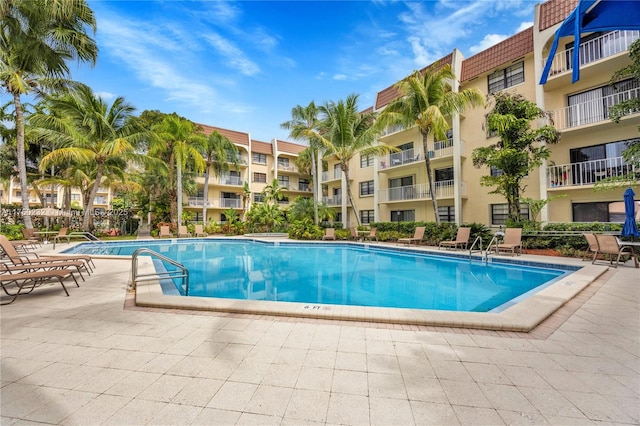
[540,0,640,84]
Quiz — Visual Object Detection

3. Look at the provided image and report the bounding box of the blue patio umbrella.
[621,187,640,238]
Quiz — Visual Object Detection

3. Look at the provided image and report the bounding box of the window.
[278,196,289,205]
[298,178,310,191]
[360,210,374,224]
[253,172,267,183]
[71,194,81,201]
[438,206,455,223]
[252,152,267,164]
[253,193,264,203]
[569,138,637,184]
[488,61,524,93]
[573,201,635,223]
[490,166,503,177]
[391,210,415,222]
[278,175,289,188]
[191,212,203,222]
[278,157,290,167]
[388,176,414,201]
[490,203,530,225]
[360,180,374,196]
[397,142,414,151]
[360,154,374,168]
[435,167,453,182]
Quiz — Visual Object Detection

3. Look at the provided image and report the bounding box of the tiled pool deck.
[1,238,638,425]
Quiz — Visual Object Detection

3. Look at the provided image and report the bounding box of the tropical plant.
[378,64,484,224]
[1,0,98,228]
[247,202,284,233]
[221,207,241,234]
[262,178,285,204]
[312,94,394,226]
[288,218,324,240]
[472,92,561,223]
[281,101,322,224]
[31,84,150,231]
[241,181,251,220]
[288,196,336,222]
[197,129,238,222]
[150,114,206,226]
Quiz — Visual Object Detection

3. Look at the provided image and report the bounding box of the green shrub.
[288,218,324,240]
[0,224,25,240]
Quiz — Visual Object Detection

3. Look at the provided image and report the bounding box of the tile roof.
[251,140,273,155]
[539,0,578,31]
[196,123,250,146]
[375,53,453,110]
[461,27,533,82]
[276,140,307,155]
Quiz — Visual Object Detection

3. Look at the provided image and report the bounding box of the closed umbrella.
[621,187,640,239]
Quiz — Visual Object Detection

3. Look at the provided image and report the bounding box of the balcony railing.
[380,148,420,170]
[187,197,212,207]
[378,180,454,202]
[429,137,454,158]
[277,162,298,172]
[546,156,637,188]
[187,197,242,208]
[321,168,343,182]
[220,198,242,209]
[550,87,639,130]
[542,30,640,79]
[297,184,311,192]
[322,195,342,206]
[218,175,243,186]
[278,181,290,189]
[380,123,405,137]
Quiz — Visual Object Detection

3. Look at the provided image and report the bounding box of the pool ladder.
[469,236,483,261]
[469,234,504,264]
[130,248,190,295]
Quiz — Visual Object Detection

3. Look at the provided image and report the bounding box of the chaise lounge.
[398,226,425,246]
[439,227,471,250]
[495,228,523,256]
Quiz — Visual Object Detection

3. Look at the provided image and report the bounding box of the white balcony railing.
[380,123,405,137]
[277,162,298,172]
[321,167,342,182]
[322,195,342,206]
[187,197,212,207]
[380,148,420,170]
[546,156,637,188]
[542,30,640,79]
[219,198,242,209]
[550,87,639,130]
[377,180,454,202]
[297,184,311,192]
[429,137,454,158]
[278,181,290,189]
[218,175,243,186]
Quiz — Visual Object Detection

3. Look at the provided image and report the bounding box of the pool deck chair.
[439,227,471,250]
[52,227,72,245]
[364,228,378,242]
[0,235,92,279]
[349,227,361,242]
[178,226,192,238]
[194,224,207,237]
[496,228,523,256]
[322,228,335,240]
[592,234,634,268]
[159,226,172,238]
[582,233,599,261]
[398,226,425,246]
[1,263,79,305]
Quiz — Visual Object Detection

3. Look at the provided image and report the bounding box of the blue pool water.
[65,239,573,312]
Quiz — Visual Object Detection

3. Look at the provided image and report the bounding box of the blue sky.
[74,0,535,142]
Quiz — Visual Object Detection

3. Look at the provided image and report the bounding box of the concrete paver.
[1,249,638,425]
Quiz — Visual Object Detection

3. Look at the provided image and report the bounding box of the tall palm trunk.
[422,132,440,225]
[202,162,211,222]
[342,164,360,226]
[177,157,183,226]
[13,93,33,228]
[82,163,104,231]
[168,152,177,226]
[311,149,319,224]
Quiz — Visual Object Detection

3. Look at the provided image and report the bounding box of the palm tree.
[32,84,150,231]
[313,94,394,226]
[262,178,285,205]
[197,129,238,222]
[379,64,483,224]
[281,101,322,224]
[241,181,251,221]
[1,0,98,228]
[150,115,206,227]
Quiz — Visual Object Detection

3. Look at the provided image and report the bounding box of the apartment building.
[1,178,112,212]
[186,124,311,223]
[322,0,639,228]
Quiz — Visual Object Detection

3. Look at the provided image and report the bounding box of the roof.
[539,0,579,31]
[251,140,273,155]
[277,140,307,155]
[374,53,453,110]
[196,123,250,146]
[460,27,533,82]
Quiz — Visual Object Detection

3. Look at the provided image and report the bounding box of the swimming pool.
[65,239,574,313]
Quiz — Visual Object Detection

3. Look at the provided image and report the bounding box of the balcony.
[321,168,342,183]
[322,195,342,206]
[546,156,637,188]
[380,148,420,170]
[218,175,243,186]
[278,181,290,189]
[378,180,454,203]
[550,87,639,131]
[542,30,640,80]
[277,162,298,173]
[187,197,242,208]
[428,137,454,159]
[187,197,212,207]
[380,123,405,137]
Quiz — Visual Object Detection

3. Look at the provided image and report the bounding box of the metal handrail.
[53,231,103,249]
[484,233,505,263]
[469,236,483,260]
[131,248,189,295]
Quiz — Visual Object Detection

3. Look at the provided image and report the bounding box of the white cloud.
[517,21,534,32]
[95,91,117,101]
[469,34,509,55]
[203,33,260,76]
[333,74,347,81]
